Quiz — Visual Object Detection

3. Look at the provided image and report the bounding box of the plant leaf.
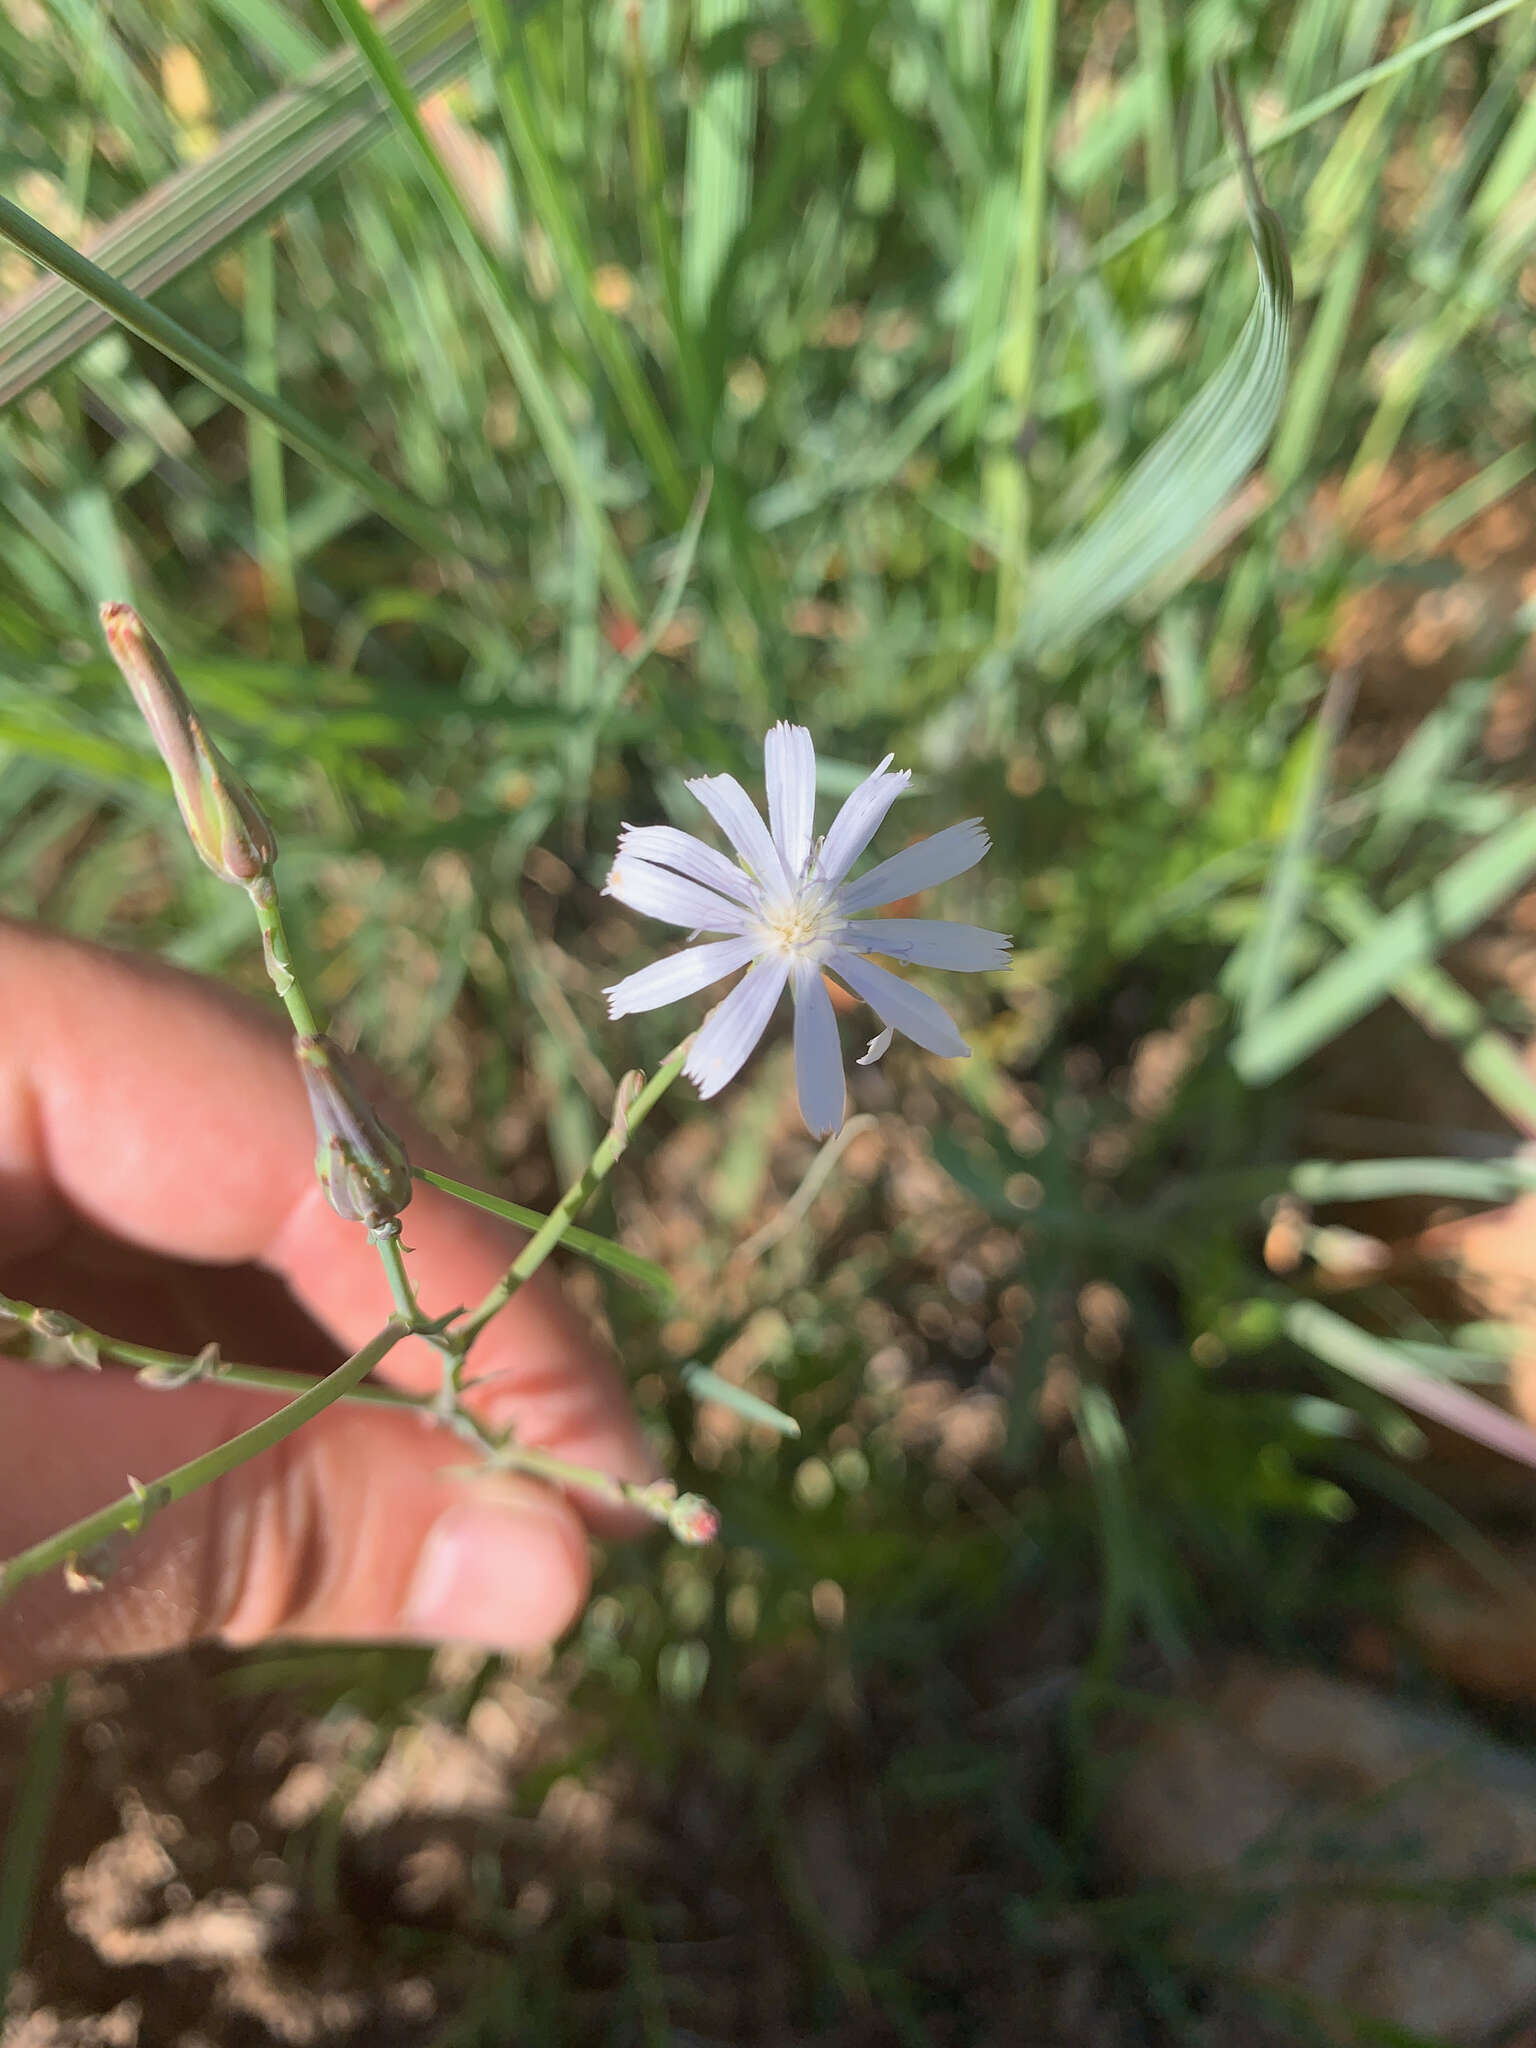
[0,0,475,408]
[1015,77,1293,656]
[1233,811,1536,1085]
[1286,1300,1536,1471]
[412,1168,673,1300]
[681,1363,801,1438]
[1235,669,1356,1032]
[0,194,474,564]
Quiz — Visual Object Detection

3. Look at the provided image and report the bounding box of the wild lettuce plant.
[0,611,1009,1605]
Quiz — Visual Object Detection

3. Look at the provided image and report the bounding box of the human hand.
[0,918,656,1693]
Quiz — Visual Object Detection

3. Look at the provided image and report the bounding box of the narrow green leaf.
[1319,883,1536,1138]
[1406,446,1536,557]
[0,0,475,408]
[591,471,713,735]
[473,0,692,521]
[412,1167,673,1300]
[1238,670,1355,1032]
[1074,1382,1186,1666]
[243,230,302,656]
[682,1364,801,1439]
[1233,811,1536,1085]
[1288,1157,1536,1204]
[990,0,1057,626]
[1361,678,1492,869]
[319,0,640,614]
[1055,0,1529,301]
[681,0,758,324]
[1285,1300,1536,1471]
[1134,0,1177,208]
[1016,74,1293,656]
[0,195,474,564]
[0,1677,69,2002]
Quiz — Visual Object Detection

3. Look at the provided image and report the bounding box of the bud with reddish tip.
[667,1492,721,1546]
[101,601,276,884]
[295,1034,413,1230]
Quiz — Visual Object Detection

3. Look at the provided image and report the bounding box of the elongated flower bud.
[295,1035,413,1231]
[101,601,276,883]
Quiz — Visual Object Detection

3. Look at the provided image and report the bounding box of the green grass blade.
[1238,671,1355,1032]
[1233,812,1536,1086]
[1074,1382,1186,1669]
[0,0,475,408]
[0,1676,69,2003]
[1044,0,1527,330]
[682,1363,801,1439]
[1285,1301,1536,1471]
[1016,75,1293,656]
[471,0,692,521]
[412,1168,674,1301]
[243,231,302,656]
[318,0,640,614]
[990,0,1057,630]
[1288,1156,1536,1204]
[680,0,757,329]
[0,193,474,563]
[590,471,713,737]
[1319,882,1536,1138]
[1135,0,1177,209]
[1361,678,1492,869]
[1405,447,1536,557]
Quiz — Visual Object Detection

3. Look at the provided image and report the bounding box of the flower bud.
[667,1492,721,1546]
[101,601,276,883]
[295,1034,413,1230]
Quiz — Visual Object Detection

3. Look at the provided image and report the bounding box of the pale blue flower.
[603,724,1011,1136]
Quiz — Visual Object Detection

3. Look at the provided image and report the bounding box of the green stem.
[0,1320,408,1605]
[370,1224,461,1404]
[0,1288,399,1402]
[245,875,320,1038]
[373,1228,423,1324]
[1,1295,714,1540]
[470,1437,712,1539]
[455,1040,689,1345]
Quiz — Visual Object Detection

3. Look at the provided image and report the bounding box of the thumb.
[0,1362,592,1693]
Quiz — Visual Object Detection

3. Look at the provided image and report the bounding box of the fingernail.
[403,1492,585,1649]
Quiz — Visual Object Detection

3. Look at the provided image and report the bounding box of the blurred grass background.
[6,0,1536,2039]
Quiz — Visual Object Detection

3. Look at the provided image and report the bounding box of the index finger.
[0,918,655,1493]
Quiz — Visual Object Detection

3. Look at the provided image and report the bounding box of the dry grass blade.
[0,0,474,409]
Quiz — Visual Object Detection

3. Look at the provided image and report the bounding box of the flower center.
[754,883,841,964]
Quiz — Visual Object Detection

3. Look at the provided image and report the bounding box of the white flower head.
[603,724,1011,1137]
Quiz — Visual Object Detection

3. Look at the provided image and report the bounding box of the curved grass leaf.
[0,0,475,409]
[412,1167,673,1301]
[1016,77,1293,657]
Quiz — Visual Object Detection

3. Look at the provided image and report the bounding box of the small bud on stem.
[101,601,276,884]
[296,1034,413,1230]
